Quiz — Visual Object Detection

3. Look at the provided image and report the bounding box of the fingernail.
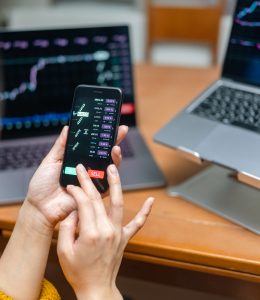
[150,197,155,204]
[62,126,68,136]
[67,184,74,190]
[115,145,121,153]
[109,164,118,175]
[112,145,121,155]
[77,164,85,172]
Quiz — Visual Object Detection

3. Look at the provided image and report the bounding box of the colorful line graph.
[235,1,260,27]
[231,38,260,49]
[0,112,71,127]
[0,50,110,102]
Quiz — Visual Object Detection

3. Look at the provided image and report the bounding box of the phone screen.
[60,85,122,193]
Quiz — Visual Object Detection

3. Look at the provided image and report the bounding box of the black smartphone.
[60,85,122,193]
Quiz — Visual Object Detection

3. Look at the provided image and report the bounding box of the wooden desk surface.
[1,64,260,283]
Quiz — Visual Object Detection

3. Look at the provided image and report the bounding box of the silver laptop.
[155,0,260,180]
[0,25,165,203]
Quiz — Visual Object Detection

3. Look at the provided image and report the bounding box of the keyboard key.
[192,86,260,134]
[0,142,52,170]
[0,138,135,171]
[231,121,260,134]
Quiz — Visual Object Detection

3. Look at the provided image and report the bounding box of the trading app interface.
[0,26,134,140]
[62,88,121,186]
[223,0,260,86]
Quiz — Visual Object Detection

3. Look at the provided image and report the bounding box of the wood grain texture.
[1,65,260,282]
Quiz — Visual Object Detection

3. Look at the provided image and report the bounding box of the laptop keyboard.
[192,86,260,133]
[0,137,135,171]
[0,143,52,171]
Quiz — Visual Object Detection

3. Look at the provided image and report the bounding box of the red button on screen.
[88,169,105,179]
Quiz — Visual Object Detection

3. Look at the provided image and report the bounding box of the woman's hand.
[25,125,128,231]
[0,126,127,300]
[57,164,154,300]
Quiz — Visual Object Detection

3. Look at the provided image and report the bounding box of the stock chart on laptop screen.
[223,0,260,86]
[0,26,135,139]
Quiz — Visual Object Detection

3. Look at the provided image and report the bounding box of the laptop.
[155,0,260,180]
[0,25,165,203]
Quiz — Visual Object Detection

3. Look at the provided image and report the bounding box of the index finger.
[76,164,108,220]
[66,184,97,233]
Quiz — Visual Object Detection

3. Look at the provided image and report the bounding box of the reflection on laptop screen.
[0,26,136,139]
[223,0,260,87]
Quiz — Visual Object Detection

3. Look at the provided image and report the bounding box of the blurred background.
[0,0,235,67]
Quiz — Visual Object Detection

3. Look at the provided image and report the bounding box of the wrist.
[0,200,53,300]
[19,200,54,238]
[76,286,123,300]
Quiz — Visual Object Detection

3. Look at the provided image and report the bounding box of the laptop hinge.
[236,171,260,190]
[222,77,260,93]
[176,146,203,164]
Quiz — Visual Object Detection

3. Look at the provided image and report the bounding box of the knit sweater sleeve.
[0,279,61,300]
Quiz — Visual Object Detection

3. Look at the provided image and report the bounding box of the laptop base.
[168,165,260,235]
[120,128,166,191]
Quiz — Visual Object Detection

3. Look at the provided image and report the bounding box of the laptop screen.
[0,25,136,140]
[222,0,260,87]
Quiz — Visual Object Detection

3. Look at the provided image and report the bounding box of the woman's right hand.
[57,164,154,300]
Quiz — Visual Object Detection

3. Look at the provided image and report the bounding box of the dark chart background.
[223,0,260,86]
[67,93,119,161]
[0,26,135,139]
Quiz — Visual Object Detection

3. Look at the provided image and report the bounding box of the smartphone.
[60,85,122,193]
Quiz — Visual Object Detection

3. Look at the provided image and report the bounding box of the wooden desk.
[1,65,260,297]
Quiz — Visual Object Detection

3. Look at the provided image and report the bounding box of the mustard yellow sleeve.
[39,279,61,300]
[0,290,12,300]
[0,279,61,300]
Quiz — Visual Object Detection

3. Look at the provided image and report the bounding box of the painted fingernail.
[109,164,118,175]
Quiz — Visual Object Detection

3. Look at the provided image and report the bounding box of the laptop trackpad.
[0,168,35,204]
[155,113,217,150]
[196,125,260,177]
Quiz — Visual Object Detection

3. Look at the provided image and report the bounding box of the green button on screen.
[65,167,76,176]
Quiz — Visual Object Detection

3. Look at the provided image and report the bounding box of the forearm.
[0,201,53,300]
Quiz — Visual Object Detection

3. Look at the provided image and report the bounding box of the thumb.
[123,197,154,243]
[57,210,78,257]
[45,126,68,163]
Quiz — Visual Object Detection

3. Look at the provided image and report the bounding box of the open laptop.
[0,25,165,203]
[155,0,260,180]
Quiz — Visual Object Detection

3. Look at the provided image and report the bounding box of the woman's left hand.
[25,125,128,231]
